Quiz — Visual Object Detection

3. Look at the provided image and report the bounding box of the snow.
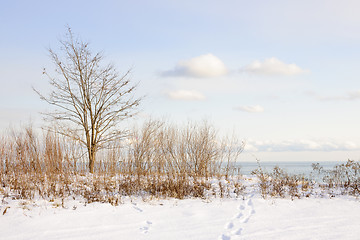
[1,185,360,239]
[240,198,360,240]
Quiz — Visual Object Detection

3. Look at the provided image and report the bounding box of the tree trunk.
[88,149,96,173]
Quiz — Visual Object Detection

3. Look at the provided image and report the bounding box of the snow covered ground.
[1,192,360,240]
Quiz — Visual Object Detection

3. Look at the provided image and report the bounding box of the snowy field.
[1,192,360,240]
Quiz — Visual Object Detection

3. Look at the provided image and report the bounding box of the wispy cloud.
[166,90,206,101]
[241,57,309,76]
[234,105,264,113]
[244,139,360,152]
[318,90,360,101]
[161,54,227,78]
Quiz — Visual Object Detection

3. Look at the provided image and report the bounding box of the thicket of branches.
[1,123,359,203]
[0,121,244,203]
[251,160,360,199]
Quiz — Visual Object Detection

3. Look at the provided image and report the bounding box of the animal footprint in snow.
[247,199,256,214]
[220,233,231,240]
[132,204,143,212]
[226,222,234,229]
[235,212,243,219]
[234,228,242,235]
[243,216,251,224]
[140,220,152,234]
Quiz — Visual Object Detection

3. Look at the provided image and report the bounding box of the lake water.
[236,161,343,176]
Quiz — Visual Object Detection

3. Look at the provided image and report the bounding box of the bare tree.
[34,27,141,173]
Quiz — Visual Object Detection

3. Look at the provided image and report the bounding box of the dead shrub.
[252,161,313,199]
[0,121,245,203]
[313,160,360,196]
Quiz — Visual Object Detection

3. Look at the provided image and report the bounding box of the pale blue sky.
[1,0,360,162]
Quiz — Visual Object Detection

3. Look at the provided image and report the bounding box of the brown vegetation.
[252,159,360,199]
[252,163,312,200]
[0,121,244,204]
[2,122,358,204]
[312,160,360,196]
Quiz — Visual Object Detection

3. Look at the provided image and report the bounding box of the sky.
[1,0,360,162]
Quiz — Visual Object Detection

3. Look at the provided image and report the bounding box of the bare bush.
[313,160,360,196]
[0,121,244,203]
[252,162,313,200]
[126,120,243,178]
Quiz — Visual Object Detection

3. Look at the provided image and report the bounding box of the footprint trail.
[219,196,256,240]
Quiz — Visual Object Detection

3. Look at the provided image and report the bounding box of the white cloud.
[320,90,360,101]
[347,91,360,100]
[162,54,227,78]
[166,90,206,101]
[244,139,360,152]
[242,58,309,76]
[234,105,264,113]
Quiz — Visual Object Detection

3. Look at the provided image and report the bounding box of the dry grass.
[3,122,357,203]
[0,121,244,204]
[251,162,312,200]
[312,160,360,196]
[252,160,360,199]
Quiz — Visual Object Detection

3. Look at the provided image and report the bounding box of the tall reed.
[0,121,244,203]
